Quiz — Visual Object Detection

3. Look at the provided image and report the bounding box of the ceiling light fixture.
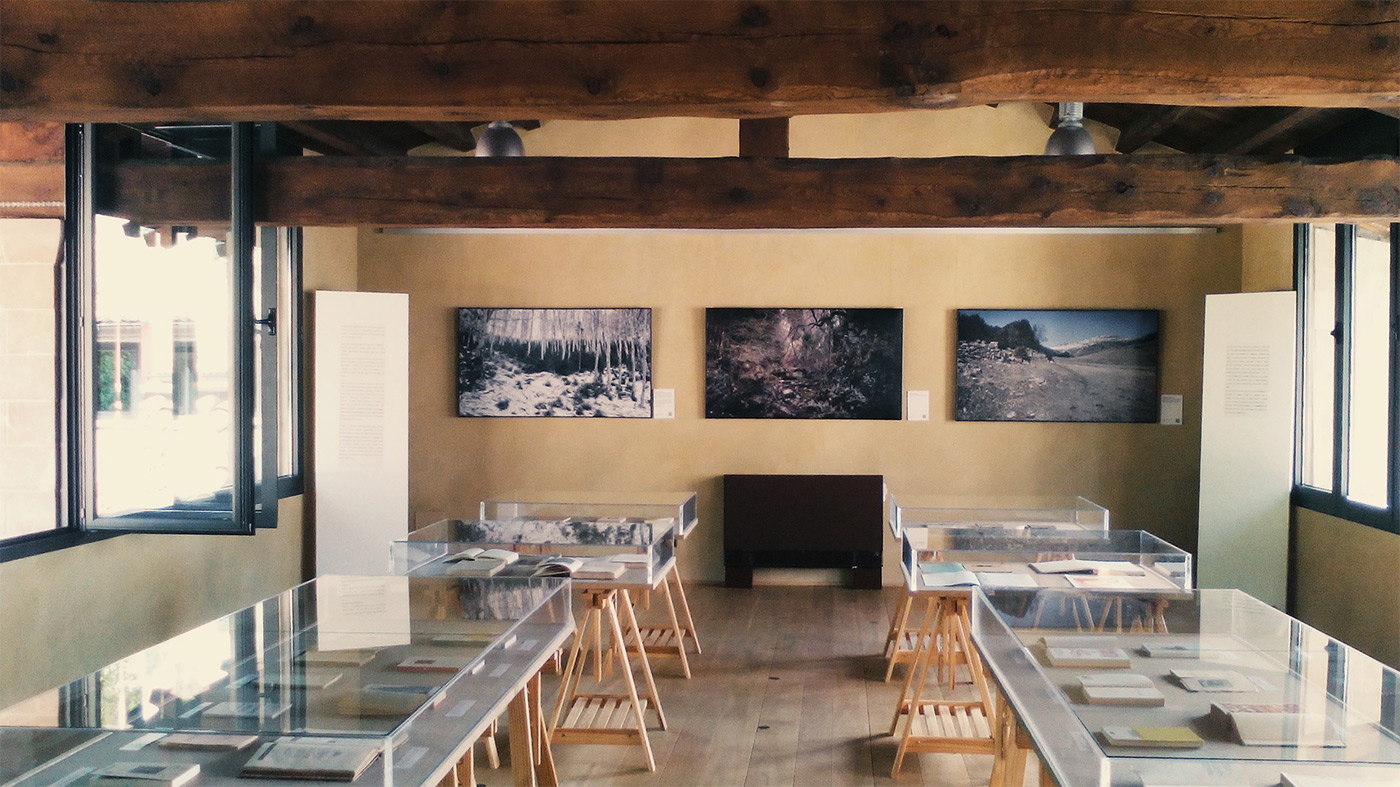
[475,121,525,157]
[1044,102,1097,155]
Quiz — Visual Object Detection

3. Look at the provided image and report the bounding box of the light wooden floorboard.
[475,584,998,787]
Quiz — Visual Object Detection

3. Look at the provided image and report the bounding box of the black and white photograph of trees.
[457,308,652,417]
[705,308,903,420]
[955,309,1159,423]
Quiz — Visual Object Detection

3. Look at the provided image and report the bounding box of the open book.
[917,562,1039,590]
[532,556,627,580]
[442,548,520,577]
[241,738,381,781]
[1029,559,1146,576]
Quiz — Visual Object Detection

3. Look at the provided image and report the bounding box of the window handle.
[254,307,277,336]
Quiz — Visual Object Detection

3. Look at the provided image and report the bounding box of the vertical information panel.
[1198,291,1296,607]
[314,291,409,575]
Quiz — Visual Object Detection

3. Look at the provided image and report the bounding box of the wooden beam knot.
[740,4,772,28]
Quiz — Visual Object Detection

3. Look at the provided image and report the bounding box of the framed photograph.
[955,308,1160,423]
[457,308,652,417]
[705,308,903,420]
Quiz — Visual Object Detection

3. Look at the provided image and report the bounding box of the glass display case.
[0,575,572,786]
[890,494,1110,538]
[394,517,676,587]
[971,588,1400,786]
[901,527,1192,594]
[480,490,699,539]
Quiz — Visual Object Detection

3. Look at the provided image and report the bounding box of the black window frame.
[1292,222,1400,535]
[0,123,305,562]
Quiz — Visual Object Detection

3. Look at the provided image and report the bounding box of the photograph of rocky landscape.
[955,309,1159,422]
[706,308,903,420]
[457,308,651,417]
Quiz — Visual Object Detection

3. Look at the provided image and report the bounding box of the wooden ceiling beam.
[1208,108,1329,155]
[3,1,1395,122]
[408,122,482,153]
[98,154,1400,228]
[279,121,412,157]
[1113,107,1193,154]
[0,123,65,218]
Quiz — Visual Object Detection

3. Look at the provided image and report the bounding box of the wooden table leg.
[668,562,702,654]
[508,684,536,787]
[657,577,692,678]
[528,671,559,787]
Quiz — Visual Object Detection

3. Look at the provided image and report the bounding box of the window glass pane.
[0,219,62,540]
[92,215,234,517]
[1347,226,1392,507]
[1300,226,1336,490]
[277,230,299,479]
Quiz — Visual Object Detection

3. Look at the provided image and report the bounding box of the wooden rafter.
[2,1,1396,123]
[1113,107,1192,154]
[91,154,1400,228]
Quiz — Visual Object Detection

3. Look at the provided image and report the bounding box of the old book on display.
[1170,669,1259,693]
[1081,685,1166,706]
[1076,673,1154,689]
[1029,559,1146,576]
[1044,647,1133,669]
[240,737,381,781]
[339,683,443,716]
[976,572,1039,589]
[92,762,200,786]
[1139,643,1203,659]
[1209,702,1346,748]
[531,555,626,579]
[262,670,344,690]
[442,547,520,577]
[1064,573,1176,590]
[917,562,980,588]
[1099,725,1204,749]
[157,731,259,751]
[395,655,474,673]
[302,648,378,668]
[202,700,290,719]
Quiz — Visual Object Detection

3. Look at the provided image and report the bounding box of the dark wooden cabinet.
[722,474,883,589]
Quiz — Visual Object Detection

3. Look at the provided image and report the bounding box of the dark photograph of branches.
[955,308,1159,423]
[705,308,903,420]
[457,308,652,417]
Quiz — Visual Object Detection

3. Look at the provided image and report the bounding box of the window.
[0,123,304,560]
[1294,222,1399,532]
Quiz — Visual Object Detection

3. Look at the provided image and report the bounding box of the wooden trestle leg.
[548,588,662,772]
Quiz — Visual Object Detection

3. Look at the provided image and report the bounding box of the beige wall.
[0,226,358,710]
[1294,508,1400,667]
[356,108,1238,585]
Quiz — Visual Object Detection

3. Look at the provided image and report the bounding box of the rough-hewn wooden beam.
[100,154,1400,228]
[3,1,1395,122]
[0,123,65,217]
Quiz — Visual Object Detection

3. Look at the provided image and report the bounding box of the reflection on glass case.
[901,527,1192,594]
[394,517,677,586]
[480,490,699,539]
[890,494,1109,538]
[972,588,1400,786]
[0,576,572,786]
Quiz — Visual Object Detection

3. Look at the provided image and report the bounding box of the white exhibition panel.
[314,290,409,576]
[1197,291,1297,607]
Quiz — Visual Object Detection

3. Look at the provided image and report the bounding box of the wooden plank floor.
[474,584,1034,786]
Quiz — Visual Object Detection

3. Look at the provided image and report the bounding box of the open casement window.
[1294,222,1399,533]
[72,122,277,534]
